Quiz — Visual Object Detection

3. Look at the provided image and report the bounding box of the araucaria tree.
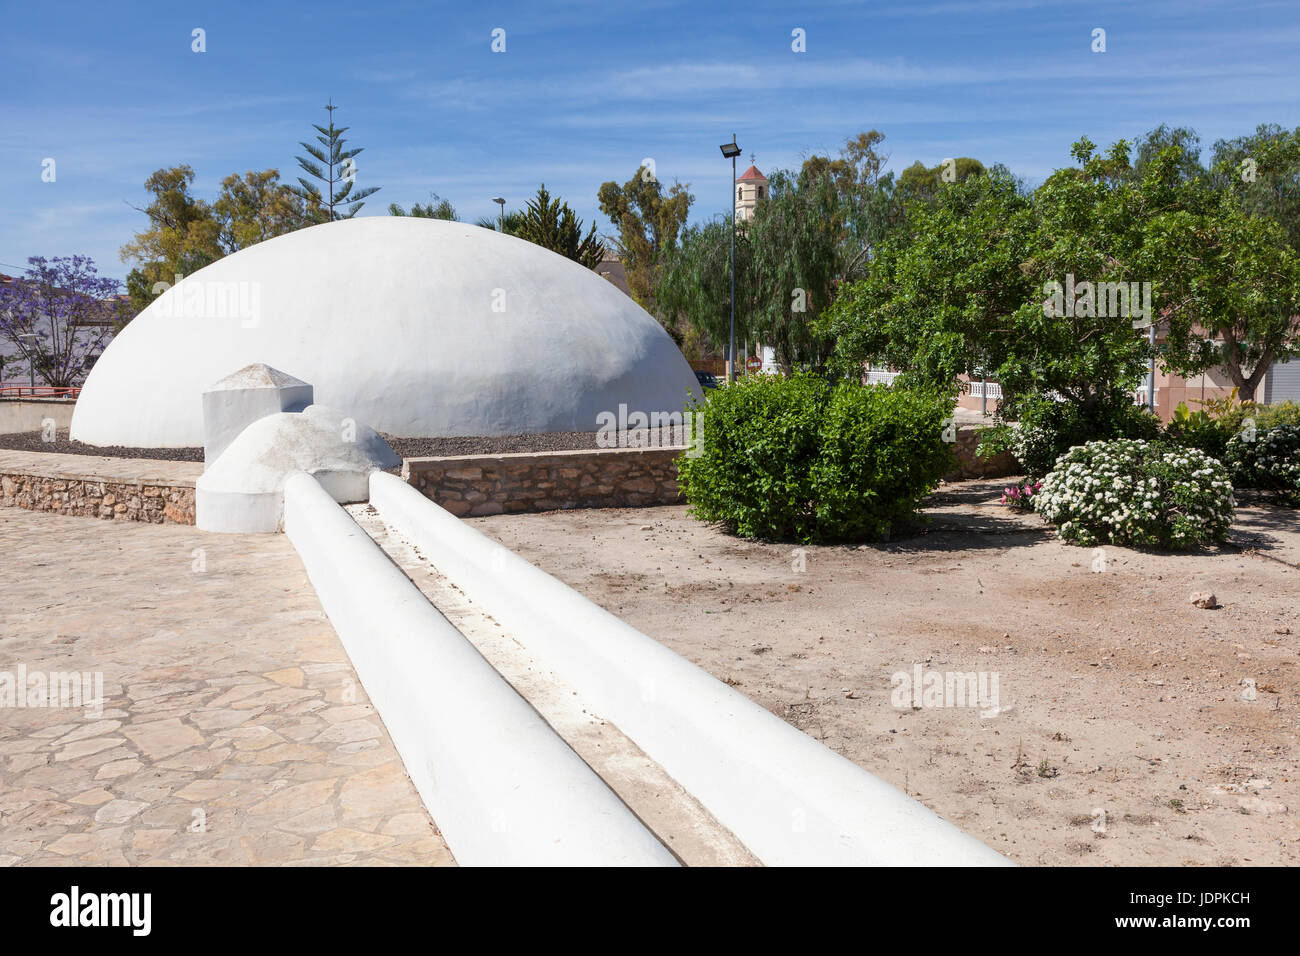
[0,256,128,387]
[290,100,380,221]
[512,185,604,269]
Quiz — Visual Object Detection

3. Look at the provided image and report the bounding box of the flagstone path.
[0,507,454,866]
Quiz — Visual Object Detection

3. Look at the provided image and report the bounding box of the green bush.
[678,373,955,543]
[1003,396,1161,479]
[1033,439,1234,549]
[1166,398,1300,460]
[1254,401,1300,431]
[1225,424,1300,502]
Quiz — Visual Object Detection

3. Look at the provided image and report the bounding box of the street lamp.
[719,135,741,384]
[492,197,506,232]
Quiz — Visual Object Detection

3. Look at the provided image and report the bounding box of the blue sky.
[2,0,1298,283]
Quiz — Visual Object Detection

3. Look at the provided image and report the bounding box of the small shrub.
[1167,396,1300,460]
[810,382,958,541]
[678,373,955,543]
[999,480,1042,511]
[1225,424,1300,503]
[1254,400,1300,431]
[1033,439,1234,549]
[1001,396,1160,479]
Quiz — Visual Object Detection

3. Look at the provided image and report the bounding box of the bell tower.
[735,159,768,223]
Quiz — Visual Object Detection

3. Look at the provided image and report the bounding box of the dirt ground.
[470,479,1300,866]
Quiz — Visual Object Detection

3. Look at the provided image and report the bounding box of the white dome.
[71,218,699,447]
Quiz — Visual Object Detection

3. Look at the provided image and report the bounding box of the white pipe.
[282,472,677,867]
[370,471,1011,867]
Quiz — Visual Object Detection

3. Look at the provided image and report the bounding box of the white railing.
[1133,388,1158,408]
[864,369,901,386]
[969,380,1002,400]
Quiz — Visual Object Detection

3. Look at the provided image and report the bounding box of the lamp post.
[492,197,506,232]
[719,135,741,384]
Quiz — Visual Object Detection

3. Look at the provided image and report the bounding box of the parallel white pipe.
[283,472,677,867]
[371,471,1011,867]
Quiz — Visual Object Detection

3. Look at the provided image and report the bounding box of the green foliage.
[1165,394,1300,464]
[1033,440,1235,549]
[809,382,957,541]
[1143,185,1300,402]
[474,209,526,235]
[121,166,308,314]
[289,100,380,221]
[999,395,1161,479]
[677,373,954,543]
[744,168,842,367]
[821,169,1037,395]
[1211,124,1300,252]
[597,167,693,315]
[389,195,458,220]
[1167,401,1232,460]
[1255,401,1300,430]
[897,156,986,201]
[512,184,604,269]
[824,128,1300,419]
[1225,424,1300,502]
[657,216,754,352]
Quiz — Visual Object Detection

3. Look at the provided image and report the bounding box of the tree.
[658,217,757,351]
[744,168,842,367]
[474,209,525,234]
[511,185,604,269]
[800,130,906,286]
[121,165,308,313]
[1142,178,1300,401]
[662,132,902,365]
[821,168,1038,399]
[1132,124,1205,182]
[389,194,459,220]
[289,100,380,221]
[213,169,309,252]
[597,168,693,317]
[0,256,128,388]
[1211,124,1300,252]
[119,165,223,313]
[897,156,986,202]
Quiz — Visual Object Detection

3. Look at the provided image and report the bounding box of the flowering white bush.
[1033,439,1234,549]
[1225,425,1300,503]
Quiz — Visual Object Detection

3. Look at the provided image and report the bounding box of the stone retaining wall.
[944,425,1020,481]
[403,447,683,516]
[404,430,1020,516]
[0,450,199,524]
[0,473,196,524]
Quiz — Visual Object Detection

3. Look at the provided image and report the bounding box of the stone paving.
[0,507,453,866]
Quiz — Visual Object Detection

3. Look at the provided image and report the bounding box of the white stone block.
[201,363,313,468]
[197,405,399,533]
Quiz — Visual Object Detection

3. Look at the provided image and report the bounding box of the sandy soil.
[469,479,1300,866]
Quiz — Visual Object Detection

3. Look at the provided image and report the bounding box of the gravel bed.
[0,427,691,462]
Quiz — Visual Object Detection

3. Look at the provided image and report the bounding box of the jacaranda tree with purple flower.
[0,256,129,388]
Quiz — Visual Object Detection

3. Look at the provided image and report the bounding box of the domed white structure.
[71,218,700,447]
